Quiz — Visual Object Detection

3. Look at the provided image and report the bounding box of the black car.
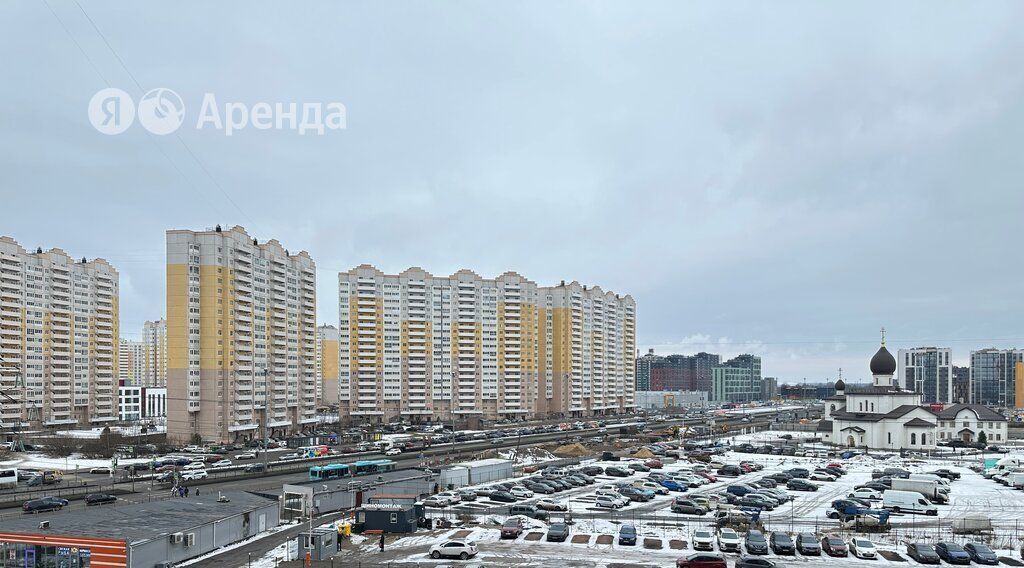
[22,497,69,514]
[753,478,776,488]
[738,496,774,511]
[546,523,570,542]
[718,465,742,477]
[766,472,792,483]
[524,482,554,494]
[787,479,817,491]
[85,493,117,506]
[785,468,810,479]
[580,465,604,476]
[744,530,768,555]
[735,558,778,568]
[935,542,971,565]
[244,463,267,473]
[769,532,794,555]
[618,524,637,546]
[627,463,650,472]
[964,542,998,565]
[620,486,653,502]
[906,543,940,564]
[489,491,517,503]
[605,467,631,477]
[795,533,820,555]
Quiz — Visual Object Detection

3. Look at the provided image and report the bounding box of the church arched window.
[830,405,835,412]
[921,433,926,445]
[870,403,875,412]
[911,433,917,445]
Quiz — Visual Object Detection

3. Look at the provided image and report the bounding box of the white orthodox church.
[817,333,1007,450]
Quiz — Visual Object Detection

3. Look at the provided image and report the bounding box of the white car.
[88,467,111,475]
[180,469,208,480]
[717,528,742,551]
[510,486,534,499]
[235,452,257,460]
[536,498,568,512]
[595,494,624,509]
[437,491,461,504]
[596,487,628,504]
[849,537,876,559]
[692,529,715,551]
[810,472,836,482]
[422,495,448,507]
[429,540,478,560]
[848,488,882,501]
[384,448,402,456]
[182,462,205,471]
[210,459,232,468]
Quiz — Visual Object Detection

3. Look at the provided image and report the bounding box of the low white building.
[635,390,708,410]
[935,404,1008,445]
[118,386,167,421]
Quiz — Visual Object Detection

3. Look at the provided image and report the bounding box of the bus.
[353,459,396,476]
[309,463,350,481]
[0,468,18,489]
[297,445,331,458]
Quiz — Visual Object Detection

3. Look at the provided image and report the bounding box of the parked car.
[847,488,882,501]
[501,517,526,539]
[531,497,562,511]
[676,553,727,568]
[906,542,941,564]
[692,529,715,551]
[627,462,650,473]
[787,479,818,492]
[769,532,794,555]
[422,495,448,507]
[210,459,232,468]
[604,466,631,477]
[22,496,69,514]
[661,479,687,492]
[717,528,742,552]
[509,505,548,521]
[795,533,820,555]
[489,491,517,503]
[849,537,876,559]
[180,469,207,480]
[618,524,637,546]
[510,486,534,499]
[744,530,768,555]
[458,490,477,502]
[821,534,848,557]
[596,494,625,509]
[428,540,478,560]
[85,493,117,506]
[935,542,972,565]
[964,542,999,565]
[546,523,570,542]
[671,499,707,515]
[735,558,779,568]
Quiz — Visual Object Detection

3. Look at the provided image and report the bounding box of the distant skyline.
[3,1,1023,381]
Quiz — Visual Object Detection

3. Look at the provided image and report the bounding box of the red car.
[698,472,718,482]
[645,459,664,469]
[676,553,727,567]
[500,518,525,539]
[821,534,848,557]
[740,464,755,473]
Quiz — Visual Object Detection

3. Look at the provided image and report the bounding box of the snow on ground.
[0,452,152,471]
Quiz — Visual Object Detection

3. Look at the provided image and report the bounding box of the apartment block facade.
[166,226,317,443]
[118,339,145,384]
[316,324,339,407]
[711,354,763,403]
[337,266,635,423]
[140,319,168,387]
[897,347,953,403]
[634,349,662,391]
[970,348,1024,407]
[0,236,119,428]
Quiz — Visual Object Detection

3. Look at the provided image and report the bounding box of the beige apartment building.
[118,339,145,384]
[337,265,635,424]
[140,319,167,387]
[166,225,317,443]
[316,324,339,407]
[0,236,119,429]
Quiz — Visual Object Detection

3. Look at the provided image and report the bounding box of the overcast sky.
[2,1,1023,383]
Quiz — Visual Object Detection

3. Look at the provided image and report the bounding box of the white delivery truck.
[909,473,950,489]
[985,456,1022,478]
[1008,472,1024,489]
[891,479,947,503]
[882,489,938,515]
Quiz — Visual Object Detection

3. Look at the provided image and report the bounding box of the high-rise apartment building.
[970,348,1024,407]
[634,349,662,391]
[316,325,339,407]
[166,225,317,443]
[141,319,168,387]
[649,352,721,392]
[0,236,119,428]
[337,266,635,423]
[897,347,953,403]
[118,339,145,384]
[952,365,969,404]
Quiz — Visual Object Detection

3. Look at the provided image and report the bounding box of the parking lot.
[343,432,1024,567]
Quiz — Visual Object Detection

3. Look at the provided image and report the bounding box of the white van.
[909,473,950,488]
[882,489,938,515]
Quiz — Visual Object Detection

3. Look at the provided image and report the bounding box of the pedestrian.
[379,531,385,552]
[178,486,185,498]
[184,486,190,497]
[195,487,200,496]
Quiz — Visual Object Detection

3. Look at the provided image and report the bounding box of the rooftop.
[0,491,276,544]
